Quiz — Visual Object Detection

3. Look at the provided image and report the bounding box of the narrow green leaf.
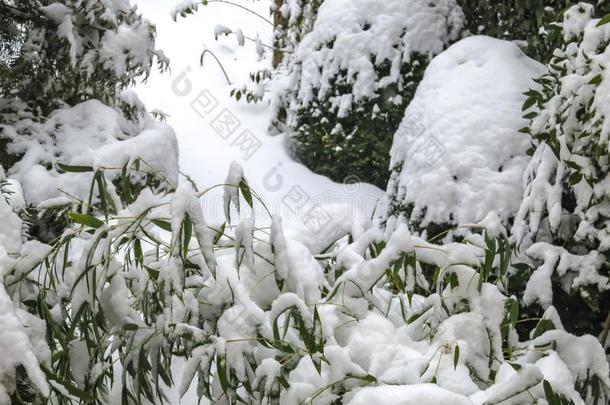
[589,73,603,85]
[58,163,94,173]
[543,380,557,405]
[134,239,144,267]
[239,179,253,209]
[152,219,172,232]
[453,344,460,370]
[69,212,104,229]
[533,319,555,338]
[596,14,610,27]
[213,222,226,244]
[522,95,538,111]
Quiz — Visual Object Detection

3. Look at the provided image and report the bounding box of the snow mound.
[347,384,474,405]
[4,100,179,205]
[291,0,465,109]
[386,36,545,229]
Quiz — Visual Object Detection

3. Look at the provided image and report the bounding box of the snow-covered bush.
[0,0,168,116]
[271,1,610,189]
[0,0,172,243]
[384,36,544,240]
[2,163,609,404]
[273,0,466,188]
[271,0,322,67]
[458,0,610,62]
[4,99,178,206]
[513,3,610,334]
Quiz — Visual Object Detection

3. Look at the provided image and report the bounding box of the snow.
[523,243,608,308]
[347,384,474,405]
[386,36,545,229]
[2,1,610,404]
[5,100,179,205]
[131,0,383,233]
[0,195,22,254]
[288,0,465,109]
[512,4,610,309]
[0,269,50,403]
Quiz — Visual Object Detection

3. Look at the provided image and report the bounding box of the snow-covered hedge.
[384,36,544,239]
[513,3,610,326]
[1,163,608,404]
[273,0,466,187]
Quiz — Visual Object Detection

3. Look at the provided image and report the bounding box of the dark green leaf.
[239,179,253,209]
[58,163,93,173]
[152,219,172,232]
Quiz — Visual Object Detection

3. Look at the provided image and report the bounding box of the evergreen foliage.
[513,2,610,337]
[280,0,610,189]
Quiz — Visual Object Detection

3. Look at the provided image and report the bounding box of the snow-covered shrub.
[2,164,609,404]
[271,0,322,67]
[457,0,610,62]
[4,99,178,206]
[513,3,610,334]
[0,0,168,116]
[0,94,179,247]
[273,0,466,188]
[271,1,610,189]
[384,36,544,240]
[0,0,173,244]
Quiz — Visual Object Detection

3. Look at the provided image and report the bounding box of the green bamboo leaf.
[214,222,226,244]
[134,239,144,267]
[239,179,253,208]
[152,219,172,232]
[453,344,460,370]
[216,354,230,395]
[69,212,104,229]
[183,216,193,257]
[522,95,538,111]
[509,299,519,327]
[596,14,610,27]
[533,319,555,339]
[58,163,94,172]
[589,74,603,85]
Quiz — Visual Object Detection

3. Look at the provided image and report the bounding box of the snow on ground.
[132,0,383,236]
[387,35,545,228]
